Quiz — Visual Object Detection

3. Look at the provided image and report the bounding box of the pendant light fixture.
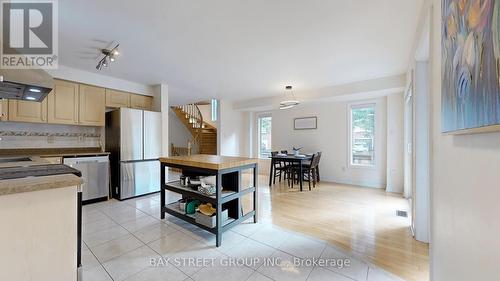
[279,85,299,110]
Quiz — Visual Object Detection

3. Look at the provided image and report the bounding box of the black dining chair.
[271,151,289,184]
[280,150,288,154]
[312,152,322,184]
[289,152,321,190]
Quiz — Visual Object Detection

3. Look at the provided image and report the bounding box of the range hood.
[0,68,54,102]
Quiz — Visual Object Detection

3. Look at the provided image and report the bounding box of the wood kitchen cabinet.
[3,79,155,127]
[8,99,48,123]
[48,80,79,125]
[0,99,8,121]
[130,94,152,110]
[105,89,130,108]
[79,84,105,126]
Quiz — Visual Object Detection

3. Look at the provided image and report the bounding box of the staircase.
[171,104,217,155]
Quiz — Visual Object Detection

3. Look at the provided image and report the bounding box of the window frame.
[348,102,377,169]
[257,114,272,159]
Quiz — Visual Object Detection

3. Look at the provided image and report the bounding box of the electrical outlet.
[47,136,54,143]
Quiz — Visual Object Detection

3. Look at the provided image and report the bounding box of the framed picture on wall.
[441,0,500,134]
[294,117,317,130]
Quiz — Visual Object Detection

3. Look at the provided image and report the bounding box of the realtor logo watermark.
[1,0,58,69]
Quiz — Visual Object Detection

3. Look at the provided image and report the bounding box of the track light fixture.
[96,44,120,70]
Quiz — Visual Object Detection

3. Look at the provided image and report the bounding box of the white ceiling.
[58,0,422,105]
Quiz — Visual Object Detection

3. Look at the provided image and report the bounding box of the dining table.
[268,154,318,192]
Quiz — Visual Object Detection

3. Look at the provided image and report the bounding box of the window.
[258,116,272,159]
[350,104,375,166]
[210,99,218,121]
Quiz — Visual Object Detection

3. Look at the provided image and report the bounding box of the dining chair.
[311,152,322,185]
[271,151,289,184]
[289,152,321,190]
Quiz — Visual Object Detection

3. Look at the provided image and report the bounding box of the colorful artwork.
[442,0,500,133]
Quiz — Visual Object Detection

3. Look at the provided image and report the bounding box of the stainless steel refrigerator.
[105,108,162,200]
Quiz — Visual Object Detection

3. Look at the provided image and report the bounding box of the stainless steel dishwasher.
[64,156,110,203]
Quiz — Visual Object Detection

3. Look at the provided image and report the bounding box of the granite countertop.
[0,157,83,196]
[0,156,50,169]
[160,155,258,170]
[0,174,83,196]
[0,147,109,158]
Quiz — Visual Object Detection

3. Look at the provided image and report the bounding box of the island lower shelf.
[163,202,255,234]
[160,155,258,247]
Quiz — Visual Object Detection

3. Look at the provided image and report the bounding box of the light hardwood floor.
[242,175,429,281]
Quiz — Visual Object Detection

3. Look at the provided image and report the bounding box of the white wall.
[386,93,405,193]
[169,109,192,147]
[154,84,170,157]
[413,2,500,280]
[218,100,250,157]
[271,97,388,187]
[198,104,217,128]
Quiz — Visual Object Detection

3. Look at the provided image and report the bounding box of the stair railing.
[178,103,204,129]
[171,143,191,156]
[173,103,217,155]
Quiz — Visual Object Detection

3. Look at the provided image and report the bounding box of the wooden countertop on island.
[160,155,258,170]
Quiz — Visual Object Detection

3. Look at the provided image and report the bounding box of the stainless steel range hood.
[0,68,54,102]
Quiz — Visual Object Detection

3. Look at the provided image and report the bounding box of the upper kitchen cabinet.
[8,99,48,123]
[0,99,8,121]
[105,89,130,108]
[48,80,79,125]
[79,84,105,126]
[130,94,152,110]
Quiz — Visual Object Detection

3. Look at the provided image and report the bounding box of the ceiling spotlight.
[96,61,103,70]
[96,43,119,71]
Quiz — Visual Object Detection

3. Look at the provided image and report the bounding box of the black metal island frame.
[159,155,258,247]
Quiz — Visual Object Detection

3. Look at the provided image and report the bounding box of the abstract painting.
[442,0,500,133]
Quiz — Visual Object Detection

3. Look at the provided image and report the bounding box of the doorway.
[404,8,431,244]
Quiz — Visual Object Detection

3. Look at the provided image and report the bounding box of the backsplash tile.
[0,122,102,149]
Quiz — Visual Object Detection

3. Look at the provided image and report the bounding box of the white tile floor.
[82,193,405,281]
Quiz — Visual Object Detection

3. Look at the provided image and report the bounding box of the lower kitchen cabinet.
[48,80,79,125]
[8,99,48,123]
[0,99,8,121]
[79,84,105,126]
